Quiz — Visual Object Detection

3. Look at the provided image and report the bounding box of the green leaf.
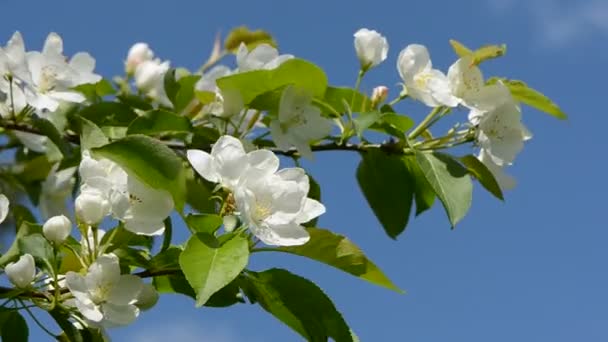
[173,75,202,113]
[241,268,353,342]
[18,233,53,261]
[74,79,116,102]
[380,113,415,133]
[92,135,187,210]
[180,233,249,307]
[415,151,473,227]
[31,116,72,157]
[0,222,41,266]
[0,311,28,342]
[224,26,276,52]
[402,156,435,215]
[194,91,216,105]
[163,69,180,107]
[78,117,109,151]
[186,170,216,214]
[205,280,245,307]
[449,40,507,65]
[101,226,153,250]
[322,87,371,114]
[459,155,504,200]
[127,110,192,136]
[153,273,195,298]
[356,149,414,238]
[499,79,567,119]
[353,112,382,137]
[216,58,328,105]
[118,94,154,111]
[185,214,223,234]
[272,227,401,292]
[78,102,138,126]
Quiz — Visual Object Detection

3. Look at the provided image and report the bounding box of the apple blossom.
[468,87,532,166]
[134,58,172,107]
[0,32,32,89]
[24,32,101,111]
[269,85,332,159]
[43,215,72,244]
[353,28,389,71]
[187,135,279,191]
[5,254,36,288]
[125,43,154,74]
[371,85,389,107]
[397,44,458,107]
[78,151,174,235]
[235,167,325,246]
[65,254,143,327]
[236,43,293,72]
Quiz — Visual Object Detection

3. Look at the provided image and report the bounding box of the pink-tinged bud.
[371,86,389,106]
[125,43,154,74]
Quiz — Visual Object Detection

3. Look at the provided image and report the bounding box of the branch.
[0,120,415,156]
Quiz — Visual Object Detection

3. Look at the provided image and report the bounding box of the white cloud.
[487,0,608,47]
[128,319,242,342]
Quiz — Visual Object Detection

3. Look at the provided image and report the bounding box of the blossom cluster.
[187,135,325,246]
[354,28,531,188]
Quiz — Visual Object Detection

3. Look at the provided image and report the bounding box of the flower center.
[414,72,433,89]
[252,197,273,224]
[39,65,59,92]
[89,283,112,304]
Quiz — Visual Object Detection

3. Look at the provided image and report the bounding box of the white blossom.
[236,43,293,72]
[42,215,72,244]
[269,85,332,159]
[235,168,324,246]
[468,85,532,166]
[125,43,154,74]
[78,151,174,235]
[5,254,35,288]
[353,28,388,70]
[134,58,172,107]
[397,44,458,107]
[24,32,101,111]
[0,32,32,90]
[187,135,279,191]
[65,254,143,327]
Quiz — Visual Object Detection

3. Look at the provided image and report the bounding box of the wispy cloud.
[128,319,244,342]
[487,0,608,47]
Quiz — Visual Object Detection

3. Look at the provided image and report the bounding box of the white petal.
[107,275,143,305]
[246,150,279,178]
[76,299,103,322]
[295,198,325,224]
[86,254,120,288]
[0,194,9,224]
[397,44,432,81]
[65,272,91,303]
[123,218,165,236]
[43,33,64,57]
[50,90,86,103]
[101,303,139,326]
[252,221,310,246]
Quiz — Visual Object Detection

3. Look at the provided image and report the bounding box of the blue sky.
[3,0,607,340]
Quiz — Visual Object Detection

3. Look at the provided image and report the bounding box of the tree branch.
[0,120,414,156]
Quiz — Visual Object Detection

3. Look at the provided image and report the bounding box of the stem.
[388,94,408,107]
[8,76,16,120]
[350,69,366,110]
[408,106,444,140]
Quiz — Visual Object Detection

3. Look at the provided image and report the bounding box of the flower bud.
[5,254,36,288]
[353,28,389,71]
[223,215,238,233]
[43,215,72,244]
[125,43,154,74]
[75,191,110,225]
[134,60,170,93]
[135,283,159,311]
[371,86,389,107]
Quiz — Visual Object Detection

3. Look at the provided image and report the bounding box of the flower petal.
[107,275,143,305]
[187,149,218,183]
[101,303,139,326]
